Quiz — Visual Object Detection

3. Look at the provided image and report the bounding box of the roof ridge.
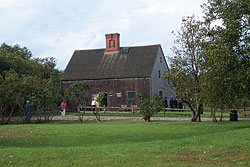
[74,44,161,52]
[62,44,160,80]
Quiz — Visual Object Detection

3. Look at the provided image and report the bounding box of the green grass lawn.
[1,121,250,167]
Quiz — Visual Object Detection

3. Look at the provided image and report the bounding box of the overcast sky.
[0,0,207,70]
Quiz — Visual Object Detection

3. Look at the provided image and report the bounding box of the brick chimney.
[105,33,120,53]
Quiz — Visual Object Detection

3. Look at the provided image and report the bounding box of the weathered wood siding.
[151,47,176,105]
[62,77,151,108]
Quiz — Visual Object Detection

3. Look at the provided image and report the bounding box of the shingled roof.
[61,44,161,81]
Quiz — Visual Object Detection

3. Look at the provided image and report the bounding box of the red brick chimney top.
[105,33,120,53]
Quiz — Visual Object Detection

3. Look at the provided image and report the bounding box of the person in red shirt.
[60,101,67,117]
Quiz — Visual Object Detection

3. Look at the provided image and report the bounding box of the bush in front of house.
[137,93,165,122]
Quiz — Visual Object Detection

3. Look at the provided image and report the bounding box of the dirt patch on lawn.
[0,131,28,137]
[178,151,213,163]
[176,149,246,164]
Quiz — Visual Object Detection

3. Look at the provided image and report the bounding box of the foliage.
[0,43,62,124]
[202,42,235,121]
[0,70,26,124]
[137,94,152,122]
[96,91,107,107]
[165,15,206,122]
[151,94,165,113]
[166,0,249,122]
[0,43,32,76]
[200,0,250,114]
[64,82,90,112]
[137,93,165,122]
[34,57,58,79]
[28,73,62,123]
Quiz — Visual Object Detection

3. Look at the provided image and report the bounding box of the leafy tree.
[137,93,165,122]
[96,91,107,107]
[34,57,58,79]
[0,43,62,124]
[0,70,26,124]
[165,15,206,122]
[27,73,62,123]
[152,94,165,113]
[65,82,90,112]
[0,70,61,124]
[202,38,237,121]
[0,43,33,76]
[0,74,6,124]
[0,43,61,80]
[202,0,250,110]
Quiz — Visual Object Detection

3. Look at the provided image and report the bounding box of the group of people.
[23,100,67,118]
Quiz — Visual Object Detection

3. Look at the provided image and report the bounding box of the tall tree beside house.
[202,42,234,121]
[167,0,250,122]
[201,0,250,111]
[165,15,206,122]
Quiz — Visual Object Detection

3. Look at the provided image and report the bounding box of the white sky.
[0,0,207,70]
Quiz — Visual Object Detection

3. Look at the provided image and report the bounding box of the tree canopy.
[202,0,250,108]
[0,43,62,124]
[165,15,206,122]
[166,0,250,122]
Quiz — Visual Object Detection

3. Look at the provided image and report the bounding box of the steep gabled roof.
[61,44,161,81]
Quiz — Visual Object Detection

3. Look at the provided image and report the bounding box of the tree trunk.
[243,109,246,117]
[0,107,6,125]
[211,108,217,122]
[18,104,26,124]
[5,106,15,124]
[93,107,101,122]
[185,102,196,121]
[220,110,223,122]
[181,99,202,122]
[77,105,81,113]
[144,117,150,122]
[197,103,202,122]
[191,103,202,122]
[78,107,86,122]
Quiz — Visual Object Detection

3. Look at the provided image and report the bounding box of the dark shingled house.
[61,33,175,108]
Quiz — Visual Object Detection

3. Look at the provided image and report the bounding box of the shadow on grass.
[1,121,250,149]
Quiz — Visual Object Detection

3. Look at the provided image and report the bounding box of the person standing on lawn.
[24,100,32,122]
[60,100,67,117]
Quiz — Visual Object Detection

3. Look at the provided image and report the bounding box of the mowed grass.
[1,121,250,167]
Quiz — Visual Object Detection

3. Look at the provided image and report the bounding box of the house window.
[160,57,163,63]
[127,91,136,101]
[116,93,122,97]
[158,70,161,78]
